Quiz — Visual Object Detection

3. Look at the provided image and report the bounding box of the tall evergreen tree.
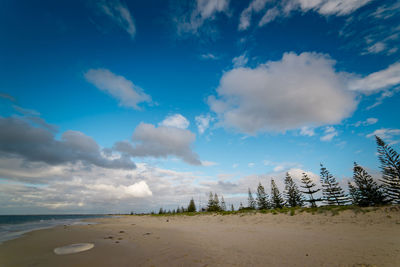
[231,204,235,212]
[158,207,164,214]
[348,163,387,206]
[248,188,256,209]
[300,173,322,208]
[271,179,284,209]
[375,136,400,204]
[176,206,181,213]
[284,173,304,207]
[256,182,270,209]
[214,193,220,210]
[207,192,214,211]
[320,164,348,205]
[239,202,244,210]
[220,196,226,211]
[207,192,220,211]
[187,198,196,212]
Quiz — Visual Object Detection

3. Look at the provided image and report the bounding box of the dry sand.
[1,207,400,267]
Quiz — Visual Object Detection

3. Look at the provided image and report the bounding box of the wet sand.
[1,207,399,267]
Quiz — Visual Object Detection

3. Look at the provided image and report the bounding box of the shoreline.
[1,208,399,266]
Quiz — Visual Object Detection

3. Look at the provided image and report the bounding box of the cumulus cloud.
[0,116,136,169]
[348,62,400,93]
[320,126,338,141]
[84,68,151,110]
[367,128,400,145]
[208,52,357,134]
[195,114,213,134]
[159,114,190,129]
[239,0,269,30]
[95,0,136,38]
[176,0,230,35]
[114,122,201,165]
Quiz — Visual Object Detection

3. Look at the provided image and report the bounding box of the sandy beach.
[1,208,399,267]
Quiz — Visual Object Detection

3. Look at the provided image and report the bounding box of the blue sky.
[0,0,400,214]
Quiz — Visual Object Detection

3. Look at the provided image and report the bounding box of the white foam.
[54,243,94,255]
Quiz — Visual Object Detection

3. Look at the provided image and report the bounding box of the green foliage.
[187,198,196,212]
[375,136,400,204]
[348,163,387,206]
[271,179,285,209]
[284,172,304,207]
[158,207,164,214]
[320,164,349,205]
[256,182,270,210]
[300,173,322,207]
[207,192,221,212]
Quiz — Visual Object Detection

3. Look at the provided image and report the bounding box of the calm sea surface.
[0,214,106,244]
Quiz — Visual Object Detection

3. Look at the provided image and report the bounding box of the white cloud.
[255,0,372,27]
[232,53,249,68]
[353,117,378,127]
[114,122,201,165]
[367,128,400,145]
[176,0,229,35]
[208,52,357,134]
[259,7,280,26]
[159,114,190,129]
[348,62,400,93]
[300,126,315,136]
[365,42,386,54]
[84,68,151,110]
[263,160,302,172]
[195,114,213,134]
[248,162,255,168]
[201,160,218,166]
[239,0,269,30]
[320,126,338,142]
[201,53,219,60]
[96,0,136,38]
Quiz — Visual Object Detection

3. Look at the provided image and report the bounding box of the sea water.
[0,214,106,244]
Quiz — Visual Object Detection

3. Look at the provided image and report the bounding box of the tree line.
[157,136,400,214]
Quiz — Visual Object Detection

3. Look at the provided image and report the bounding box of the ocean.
[0,214,106,244]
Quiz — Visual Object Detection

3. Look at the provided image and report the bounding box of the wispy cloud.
[367,128,400,145]
[348,62,400,93]
[320,126,338,142]
[175,0,230,36]
[353,117,378,127]
[232,53,248,68]
[95,0,136,38]
[84,68,151,110]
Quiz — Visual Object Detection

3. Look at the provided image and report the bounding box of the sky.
[0,0,400,214]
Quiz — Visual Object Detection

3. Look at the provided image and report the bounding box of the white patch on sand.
[54,243,94,255]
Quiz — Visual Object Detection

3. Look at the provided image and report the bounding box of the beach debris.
[54,243,94,255]
[104,236,114,239]
[119,230,125,233]
[166,219,169,222]
[115,241,120,243]
[143,232,152,236]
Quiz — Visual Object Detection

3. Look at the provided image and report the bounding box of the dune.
[0,207,399,266]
